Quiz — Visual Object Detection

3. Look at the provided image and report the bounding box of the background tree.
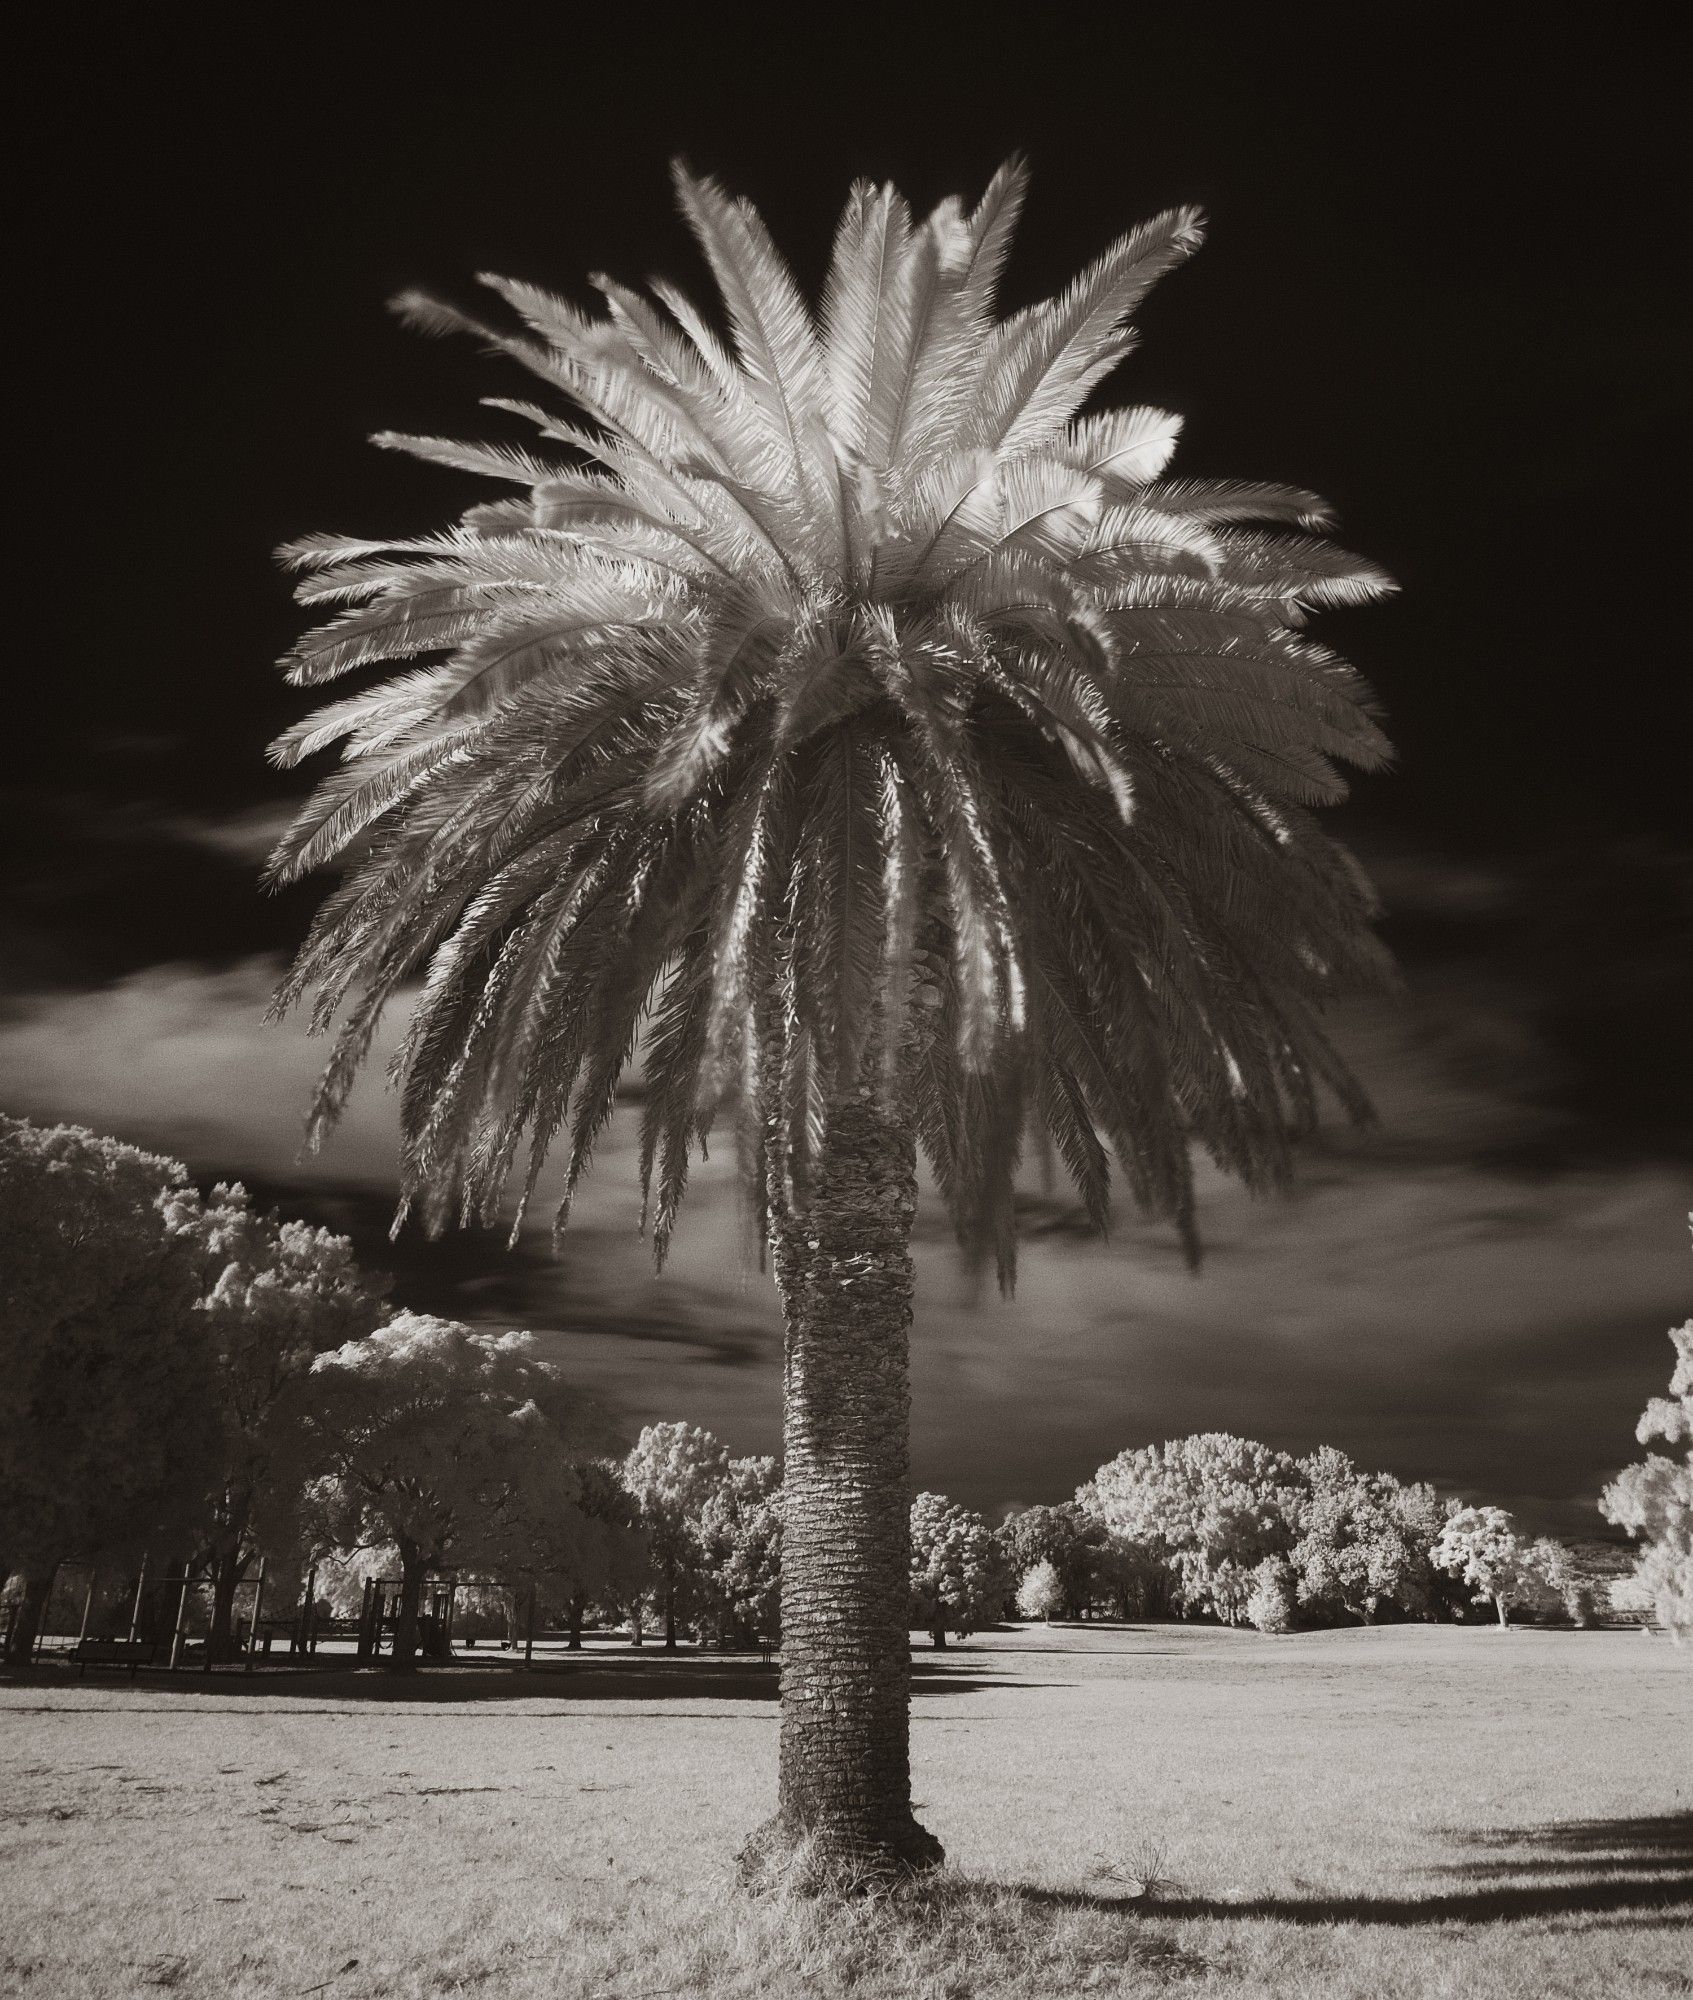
[909,1492,1007,1648]
[1095,1534,1173,1620]
[1245,1555,1297,1633]
[552,1459,649,1649]
[265,159,1395,1875]
[997,1501,1103,1618]
[302,1540,392,1618]
[473,1425,624,1645]
[1290,1447,1443,1625]
[1432,1505,1538,1627]
[289,1313,582,1672]
[169,1183,391,1660]
[1084,1433,1306,1624]
[621,1422,731,1649]
[1072,1497,1173,1619]
[0,1118,217,1662]
[1015,1557,1065,1622]
[1601,1300,1693,1642]
[697,1455,783,1646]
[1526,1537,1592,1626]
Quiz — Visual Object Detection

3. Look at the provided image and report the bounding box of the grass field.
[3,1622,1689,1998]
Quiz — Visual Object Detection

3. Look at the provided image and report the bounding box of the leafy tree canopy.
[1432,1504,1541,1625]
[697,1454,783,1642]
[1014,1556,1066,1621]
[910,1491,1007,1642]
[1081,1431,1306,1624]
[171,1182,392,1568]
[290,1312,583,1582]
[997,1500,1103,1617]
[1289,1445,1445,1624]
[1601,1275,1693,1640]
[0,1118,217,1575]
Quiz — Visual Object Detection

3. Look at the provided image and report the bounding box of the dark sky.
[7,13,1688,1530]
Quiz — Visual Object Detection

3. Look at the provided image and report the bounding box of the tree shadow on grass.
[1,1655,1052,1706]
[1114,1814,1693,1928]
[913,1815,1693,1941]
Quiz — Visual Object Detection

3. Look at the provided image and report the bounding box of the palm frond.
[270,162,1394,1280]
[975,205,1205,453]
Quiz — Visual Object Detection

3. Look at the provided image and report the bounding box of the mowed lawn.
[2,1623,1689,1999]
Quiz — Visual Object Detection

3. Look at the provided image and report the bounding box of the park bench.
[70,1638,158,1680]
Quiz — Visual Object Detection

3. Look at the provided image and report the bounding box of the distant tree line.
[989,1444,1634,1636]
[4,1119,1686,1665]
[0,1120,777,1670]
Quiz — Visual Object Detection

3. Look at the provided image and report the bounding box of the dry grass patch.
[531,1871,1208,2000]
[3,1624,1688,1997]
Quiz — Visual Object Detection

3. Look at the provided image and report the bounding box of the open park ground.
[3,1622,1689,1999]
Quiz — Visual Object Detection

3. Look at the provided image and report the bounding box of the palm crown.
[269,159,1395,1281]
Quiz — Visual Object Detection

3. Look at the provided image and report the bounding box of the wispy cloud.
[1,949,1684,1530]
[158,803,298,866]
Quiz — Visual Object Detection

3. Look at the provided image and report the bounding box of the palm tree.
[267,160,1395,1880]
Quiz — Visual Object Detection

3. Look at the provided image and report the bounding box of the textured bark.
[567,1594,584,1650]
[388,1540,423,1674]
[207,1547,244,1663]
[739,1083,943,1886]
[205,1481,256,1662]
[296,1567,317,1656]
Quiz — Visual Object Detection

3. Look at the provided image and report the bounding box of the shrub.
[1015,1559,1065,1622]
[1245,1556,1296,1633]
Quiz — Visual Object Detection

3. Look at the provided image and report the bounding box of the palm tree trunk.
[739,1084,942,1886]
